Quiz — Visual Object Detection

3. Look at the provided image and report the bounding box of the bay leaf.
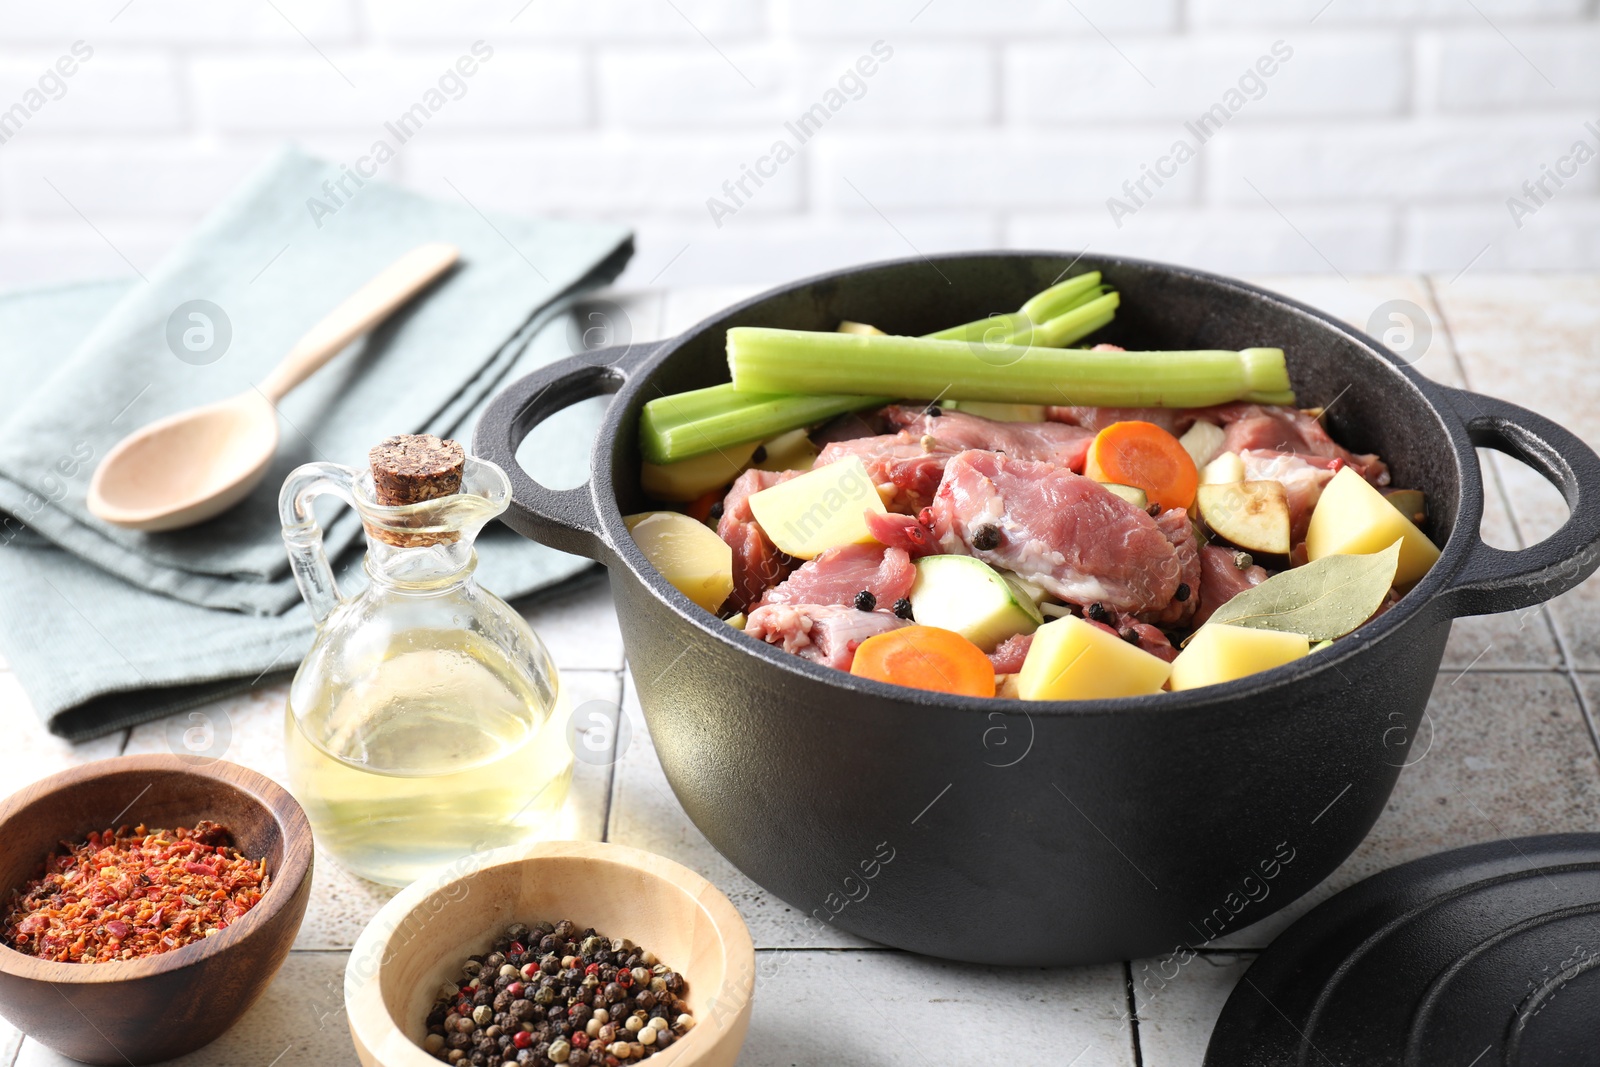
[1205,540,1402,641]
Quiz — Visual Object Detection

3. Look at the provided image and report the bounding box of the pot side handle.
[473,341,665,562]
[1438,385,1600,618]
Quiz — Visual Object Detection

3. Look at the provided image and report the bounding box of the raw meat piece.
[816,405,1096,513]
[1193,544,1271,626]
[718,468,801,611]
[814,435,953,514]
[864,510,941,558]
[757,543,916,610]
[1218,405,1388,484]
[1146,508,1202,627]
[881,405,1095,471]
[930,450,1182,614]
[987,632,1034,674]
[743,603,909,670]
[1044,406,1186,435]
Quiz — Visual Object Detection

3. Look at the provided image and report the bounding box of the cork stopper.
[366,434,465,547]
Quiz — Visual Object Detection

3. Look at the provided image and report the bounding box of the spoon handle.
[256,242,460,402]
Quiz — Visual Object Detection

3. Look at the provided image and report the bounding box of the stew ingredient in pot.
[629,273,1440,699]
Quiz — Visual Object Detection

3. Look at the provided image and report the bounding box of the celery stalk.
[1018,272,1106,323]
[1024,292,1120,347]
[727,329,1293,408]
[639,383,748,434]
[927,272,1108,345]
[640,389,889,464]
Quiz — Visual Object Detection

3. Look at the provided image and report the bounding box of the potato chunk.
[1306,467,1440,585]
[640,441,759,502]
[1168,623,1309,691]
[625,511,734,612]
[1017,615,1172,701]
[747,455,888,559]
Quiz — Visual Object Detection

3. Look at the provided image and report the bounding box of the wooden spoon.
[87,242,460,532]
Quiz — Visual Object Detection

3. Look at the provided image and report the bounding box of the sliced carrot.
[850,625,996,697]
[684,487,724,524]
[1085,420,1199,512]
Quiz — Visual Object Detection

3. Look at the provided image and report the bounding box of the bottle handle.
[279,461,360,625]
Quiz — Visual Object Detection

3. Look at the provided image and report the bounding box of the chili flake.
[1,820,268,964]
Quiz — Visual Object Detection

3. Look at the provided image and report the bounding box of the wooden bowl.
[0,755,314,1064]
[347,840,755,1067]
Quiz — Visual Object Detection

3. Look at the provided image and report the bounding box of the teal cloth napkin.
[0,146,630,615]
[0,148,631,739]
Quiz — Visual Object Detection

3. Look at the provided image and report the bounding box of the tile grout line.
[1122,959,1145,1067]
[1421,274,1600,763]
[599,667,625,843]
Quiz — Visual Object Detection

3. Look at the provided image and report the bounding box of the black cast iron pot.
[476,252,1600,966]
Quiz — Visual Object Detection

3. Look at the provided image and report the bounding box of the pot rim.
[517,251,1543,717]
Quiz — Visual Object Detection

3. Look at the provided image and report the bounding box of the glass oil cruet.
[278,434,572,886]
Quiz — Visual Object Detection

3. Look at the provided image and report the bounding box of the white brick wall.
[0,0,1595,287]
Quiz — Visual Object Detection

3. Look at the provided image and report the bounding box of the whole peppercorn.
[580,936,603,956]
[473,1005,494,1026]
[1174,582,1191,603]
[554,920,576,939]
[634,991,655,1011]
[603,983,624,1004]
[548,1039,572,1064]
[463,960,483,978]
[485,953,507,971]
[853,589,877,611]
[448,1031,472,1051]
[534,986,557,1007]
[972,523,1001,551]
[507,923,531,943]
[664,973,685,995]
[569,1051,589,1067]
[1086,602,1111,623]
[892,597,914,620]
[542,955,562,975]
[568,1003,591,1028]
[509,1000,534,1023]
[540,934,561,953]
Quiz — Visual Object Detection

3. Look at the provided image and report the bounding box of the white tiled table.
[3,277,1598,1067]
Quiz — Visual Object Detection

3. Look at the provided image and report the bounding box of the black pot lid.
[1205,834,1600,1067]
